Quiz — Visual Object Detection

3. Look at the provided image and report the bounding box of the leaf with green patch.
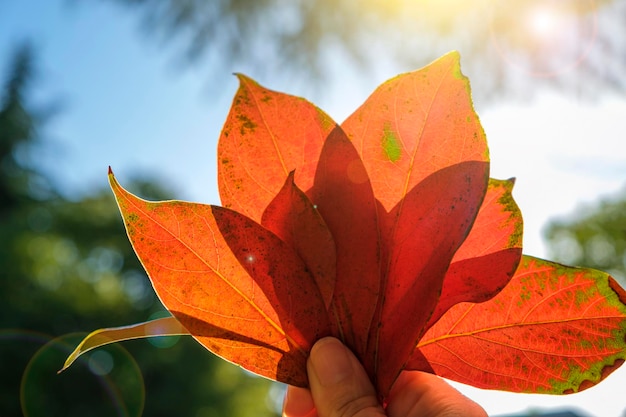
[218,74,336,223]
[342,51,489,213]
[416,256,626,394]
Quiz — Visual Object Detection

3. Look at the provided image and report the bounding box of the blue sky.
[0,0,374,203]
[0,0,231,203]
[3,1,626,416]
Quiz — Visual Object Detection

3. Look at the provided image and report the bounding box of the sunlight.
[368,0,490,29]
[490,0,598,77]
[527,6,563,40]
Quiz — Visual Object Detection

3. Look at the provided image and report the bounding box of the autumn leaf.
[59,317,187,373]
[63,52,626,405]
[415,256,626,394]
[340,52,490,392]
[261,171,336,310]
[425,177,524,330]
[218,74,335,223]
[342,51,489,213]
[107,169,331,386]
[307,126,381,361]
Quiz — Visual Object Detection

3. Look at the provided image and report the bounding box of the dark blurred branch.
[92,0,625,102]
[0,41,53,210]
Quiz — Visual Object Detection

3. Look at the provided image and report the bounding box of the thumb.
[307,337,386,417]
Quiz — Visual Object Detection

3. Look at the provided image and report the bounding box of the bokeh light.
[20,333,145,417]
[147,311,182,349]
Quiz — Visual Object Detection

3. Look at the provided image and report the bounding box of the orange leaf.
[416,256,626,394]
[218,74,335,222]
[109,169,330,386]
[342,51,489,213]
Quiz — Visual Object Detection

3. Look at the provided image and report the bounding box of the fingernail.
[309,337,353,387]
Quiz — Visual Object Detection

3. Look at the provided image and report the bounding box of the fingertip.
[283,386,316,417]
[308,337,355,387]
[387,371,487,417]
[307,337,385,417]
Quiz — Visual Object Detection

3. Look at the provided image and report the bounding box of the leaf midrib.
[418,314,625,349]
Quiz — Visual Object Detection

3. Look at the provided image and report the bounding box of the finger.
[307,337,386,417]
[386,371,487,417]
[283,386,317,417]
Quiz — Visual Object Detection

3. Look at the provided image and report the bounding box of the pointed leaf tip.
[234,73,256,86]
[261,169,336,310]
[59,317,188,374]
[218,73,336,222]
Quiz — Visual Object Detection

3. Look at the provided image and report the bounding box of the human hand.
[282,337,487,417]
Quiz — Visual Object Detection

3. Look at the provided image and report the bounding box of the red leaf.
[373,161,488,395]
[261,171,336,309]
[342,52,490,395]
[416,256,626,394]
[218,75,335,222]
[308,126,381,360]
[109,171,330,386]
[424,178,523,330]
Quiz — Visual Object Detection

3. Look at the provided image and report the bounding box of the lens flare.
[527,6,562,39]
[20,333,145,417]
[147,311,182,348]
[490,0,598,78]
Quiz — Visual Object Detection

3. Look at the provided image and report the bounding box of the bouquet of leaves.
[62,52,626,406]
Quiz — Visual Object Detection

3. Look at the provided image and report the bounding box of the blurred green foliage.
[545,192,626,289]
[0,43,279,417]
